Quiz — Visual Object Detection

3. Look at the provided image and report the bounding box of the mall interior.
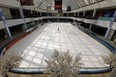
[0,0,116,77]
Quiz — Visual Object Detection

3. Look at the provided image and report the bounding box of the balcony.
[84,17,97,25]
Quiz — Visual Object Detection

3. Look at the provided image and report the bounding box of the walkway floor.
[7,23,111,68]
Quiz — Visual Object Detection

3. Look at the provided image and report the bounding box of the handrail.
[89,33,116,53]
[78,26,116,53]
[10,67,112,74]
[0,32,25,55]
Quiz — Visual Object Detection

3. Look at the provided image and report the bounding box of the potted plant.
[45,50,82,77]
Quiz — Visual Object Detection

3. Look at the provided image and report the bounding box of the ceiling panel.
[33,0,104,11]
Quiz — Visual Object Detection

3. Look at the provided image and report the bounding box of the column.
[89,9,96,32]
[83,11,85,17]
[48,13,49,22]
[0,8,12,39]
[67,13,68,22]
[32,11,35,26]
[19,0,27,30]
[57,14,59,22]
[74,13,76,17]
[78,12,79,17]
[105,10,116,38]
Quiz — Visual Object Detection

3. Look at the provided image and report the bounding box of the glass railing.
[78,26,116,49]
[0,31,25,54]
[85,16,98,19]
[91,32,116,49]
[98,17,112,21]
[10,66,111,74]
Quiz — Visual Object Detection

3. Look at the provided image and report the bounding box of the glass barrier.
[0,31,25,54]
[10,66,111,74]
[91,32,116,49]
[78,25,116,49]
[98,17,112,21]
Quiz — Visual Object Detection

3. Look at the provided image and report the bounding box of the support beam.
[92,9,96,17]
[105,10,116,38]
[83,11,85,17]
[48,13,49,22]
[0,8,12,39]
[74,13,76,17]
[78,12,79,16]
[67,13,68,22]
[19,0,27,30]
[89,9,96,32]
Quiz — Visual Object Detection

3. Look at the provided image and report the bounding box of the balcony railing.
[98,17,113,21]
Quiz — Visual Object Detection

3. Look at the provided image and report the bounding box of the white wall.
[86,20,116,30]
[77,18,84,22]
[0,0,20,8]
[84,19,97,25]
[112,22,116,30]
[25,18,32,23]
[1,7,12,19]
[0,18,40,29]
[0,19,24,29]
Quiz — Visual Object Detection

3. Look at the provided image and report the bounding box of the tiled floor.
[7,23,111,68]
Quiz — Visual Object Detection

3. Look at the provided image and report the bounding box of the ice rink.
[7,23,111,68]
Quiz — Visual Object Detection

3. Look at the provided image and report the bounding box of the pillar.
[74,13,76,17]
[19,0,27,30]
[78,12,80,16]
[48,13,49,22]
[83,11,85,17]
[105,10,116,38]
[89,9,96,32]
[0,8,12,39]
[67,13,68,22]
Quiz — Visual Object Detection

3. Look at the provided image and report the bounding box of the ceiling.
[33,0,104,11]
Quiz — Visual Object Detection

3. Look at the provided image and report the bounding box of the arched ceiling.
[33,0,104,11]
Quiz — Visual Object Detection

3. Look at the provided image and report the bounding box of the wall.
[1,7,12,19]
[0,0,20,8]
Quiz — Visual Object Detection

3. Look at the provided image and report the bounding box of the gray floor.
[7,23,111,68]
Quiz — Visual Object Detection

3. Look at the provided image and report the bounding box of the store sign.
[67,6,71,12]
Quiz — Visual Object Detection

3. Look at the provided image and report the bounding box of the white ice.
[7,22,111,68]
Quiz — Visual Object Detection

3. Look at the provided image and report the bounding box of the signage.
[55,0,62,11]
